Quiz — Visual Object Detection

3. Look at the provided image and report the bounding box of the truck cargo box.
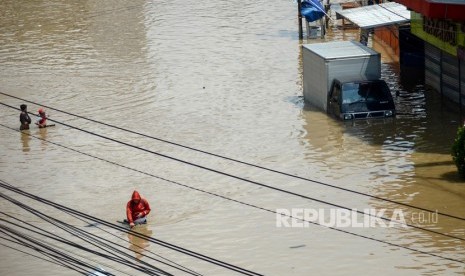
[302,41,382,112]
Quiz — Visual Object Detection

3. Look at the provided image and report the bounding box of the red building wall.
[374,26,400,57]
[394,0,465,20]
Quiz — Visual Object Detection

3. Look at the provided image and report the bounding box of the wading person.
[19,104,31,130]
[126,190,151,228]
[35,108,48,128]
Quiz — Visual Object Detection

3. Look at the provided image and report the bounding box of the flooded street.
[1,0,464,275]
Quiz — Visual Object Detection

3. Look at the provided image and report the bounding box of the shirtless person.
[19,104,32,130]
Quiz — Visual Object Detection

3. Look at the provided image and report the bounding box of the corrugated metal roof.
[302,41,379,60]
[335,2,410,29]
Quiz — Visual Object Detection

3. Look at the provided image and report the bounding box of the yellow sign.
[410,12,465,56]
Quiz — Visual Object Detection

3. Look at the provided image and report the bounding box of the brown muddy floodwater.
[0,1,464,275]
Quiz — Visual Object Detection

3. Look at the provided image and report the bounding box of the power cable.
[1,106,465,243]
[1,210,197,276]
[2,122,464,244]
[0,211,166,275]
[0,181,264,275]
[0,227,105,275]
[0,239,90,274]
[0,216,170,276]
[1,234,103,275]
[0,226,156,276]
[1,95,463,222]
[1,231,133,276]
[0,195,201,275]
[1,172,464,264]
[61,212,203,276]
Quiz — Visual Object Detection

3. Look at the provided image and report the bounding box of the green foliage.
[451,126,465,179]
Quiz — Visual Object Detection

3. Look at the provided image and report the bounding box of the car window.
[366,82,391,101]
[342,83,363,104]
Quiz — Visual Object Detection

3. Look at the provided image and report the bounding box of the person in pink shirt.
[35,108,48,128]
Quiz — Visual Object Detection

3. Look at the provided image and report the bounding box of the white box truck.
[302,41,395,120]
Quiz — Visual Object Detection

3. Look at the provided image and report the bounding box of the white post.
[306,19,310,39]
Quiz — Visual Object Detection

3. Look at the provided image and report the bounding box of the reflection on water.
[37,128,48,150]
[128,226,153,260]
[20,131,31,152]
[19,126,50,152]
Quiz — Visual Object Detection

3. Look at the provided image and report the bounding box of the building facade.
[394,0,465,107]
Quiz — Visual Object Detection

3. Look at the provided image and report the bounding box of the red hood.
[131,190,141,201]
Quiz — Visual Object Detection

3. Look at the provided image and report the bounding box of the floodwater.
[0,0,464,275]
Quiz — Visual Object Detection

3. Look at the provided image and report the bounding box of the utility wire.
[1,171,464,264]
[1,231,133,276]
[0,209,171,276]
[1,209,193,276]
[0,208,166,275]
[0,181,264,276]
[61,212,203,276]
[0,239,75,270]
[0,235,101,275]
[0,227,105,275]
[1,95,463,222]
[2,121,464,243]
[1,107,465,243]
[2,122,465,244]
[0,197,204,275]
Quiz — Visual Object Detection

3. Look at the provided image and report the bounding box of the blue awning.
[301,0,325,22]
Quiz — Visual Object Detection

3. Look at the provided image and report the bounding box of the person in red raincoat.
[126,190,151,228]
